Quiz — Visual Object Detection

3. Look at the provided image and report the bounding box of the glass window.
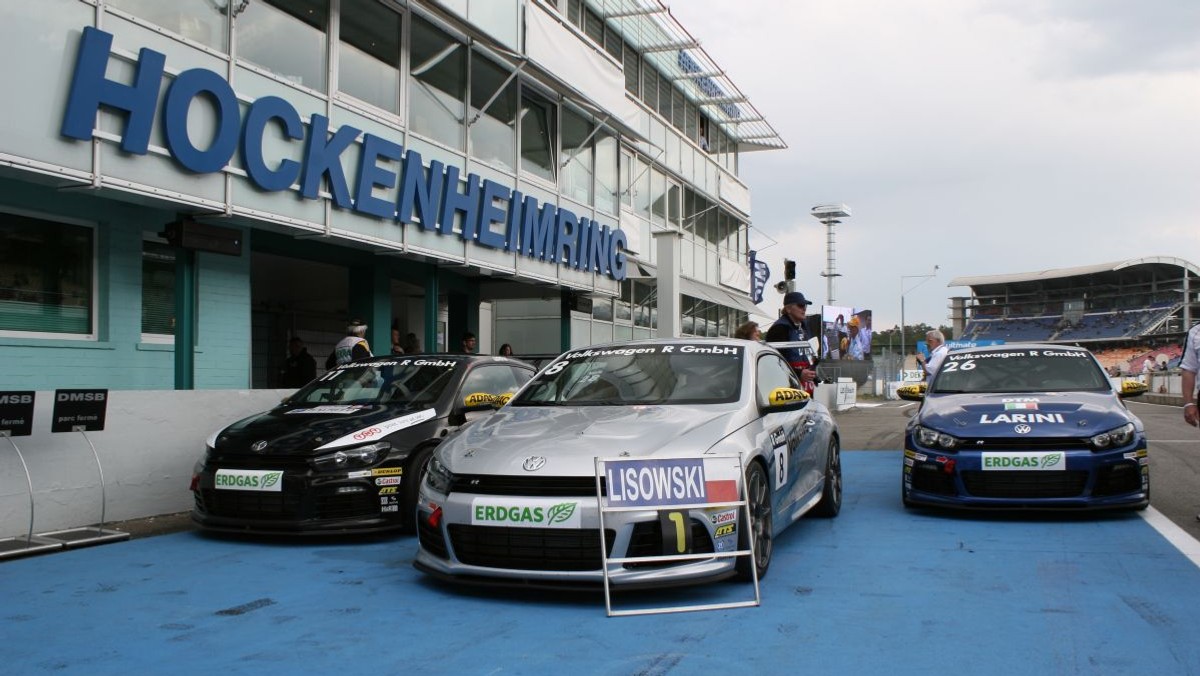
[238,0,328,90]
[684,100,698,144]
[108,0,229,51]
[470,54,517,171]
[460,364,525,400]
[757,353,801,405]
[619,151,633,208]
[657,74,671,120]
[594,131,617,215]
[142,240,175,336]
[0,213,93,336]
[604,30,622,61]
[584,8,604,45]
[641,59,657,111]
[338,0,401,113]
[633,156,650,217]
[622,44,639,95]
[561,107,593,204]
[520,93,556,182]
[667,181,681,227]
[410,16,466,150]
[650,168,666,225]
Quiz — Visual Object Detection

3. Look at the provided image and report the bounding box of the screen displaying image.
[819,306,872,360]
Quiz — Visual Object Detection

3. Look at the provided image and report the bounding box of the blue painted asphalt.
[3,451,1199,675]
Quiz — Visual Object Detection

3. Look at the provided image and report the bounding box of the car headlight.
[311,441,391,471]
[915,425,961,451]
[424,455,454,494]
[1089,422,1136,450]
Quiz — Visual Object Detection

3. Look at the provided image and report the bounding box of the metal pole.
[80,431,107,532]
[826,220,836,305]
[6,435,36,543]
[900,294,906,381]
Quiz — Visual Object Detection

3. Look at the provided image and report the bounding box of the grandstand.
[948,257,1200,373]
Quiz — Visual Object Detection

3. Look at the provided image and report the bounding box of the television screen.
[819,306,872,360]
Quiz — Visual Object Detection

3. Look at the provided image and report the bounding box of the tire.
[735,461,773,581]
[811,438,842,518]
[401,444,437,533]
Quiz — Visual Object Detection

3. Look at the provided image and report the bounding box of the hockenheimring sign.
[60,27,629,281]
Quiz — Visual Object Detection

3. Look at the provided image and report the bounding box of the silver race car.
[414,338,841,588]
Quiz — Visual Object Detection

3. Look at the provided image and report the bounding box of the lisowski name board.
[59,27,629,281]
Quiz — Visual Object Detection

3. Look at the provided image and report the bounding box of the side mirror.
[897,382,926,401]
[763,387,810,412]
[1117,380,1148,399]
[461,392,508,412]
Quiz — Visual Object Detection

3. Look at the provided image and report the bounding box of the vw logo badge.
[251,440,269,452]
[522,456,547,471]
[1014,424,1032,435]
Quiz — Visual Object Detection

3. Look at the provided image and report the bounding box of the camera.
[774,281,789,293]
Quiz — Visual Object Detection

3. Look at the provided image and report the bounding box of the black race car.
[190,354,535,534]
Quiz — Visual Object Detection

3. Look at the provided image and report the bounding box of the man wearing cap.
[326,318,373,369]
[764,291,819,392]
[846,316,866,360]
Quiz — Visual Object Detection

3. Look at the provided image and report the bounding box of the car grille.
[1093,463,1142,496]
[956,437,1090,450]
[195,487,376,521]
[447,525,615,571]
[911,464,956,495]
[624,519,714,569]
[205,453,312,472]
[418,518,449,559]
[961,470,1089,498]
[449,474,604,497]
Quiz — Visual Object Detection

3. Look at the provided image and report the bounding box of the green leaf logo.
[261,471,283,488]
[546,502,577,524]
[1041,453,1063,469]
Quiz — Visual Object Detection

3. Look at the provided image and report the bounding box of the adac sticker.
[768,387,809,406]
[463,392,504,407]
[315,408,437,450]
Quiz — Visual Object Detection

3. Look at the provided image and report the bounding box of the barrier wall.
[0,389,291,536]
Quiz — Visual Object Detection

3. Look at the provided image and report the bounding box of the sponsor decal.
[215,469,284,492]
[285,405,364,415]
[707,509,738,525]
[979,413,1064,424]
[770,428,787,448]
[981,452,1065,471]
[605,458,707,507]
[557,344,742,361]
[470,497,582,528]
[381,505,398,513]
[378,486,398,495]
[1005,402,1038,410]
[904,457,915,467]
[380,496,398,505]
[393,358,456,368]
[713,523,736,537]
[347,470,372,479]
[947,349,1088,361]
[1002,398,1040,403]
[315,408,437,450]
[463,392,504,407]
[375,477,401,486]
[768,387,809,406]
[372,467,403,477]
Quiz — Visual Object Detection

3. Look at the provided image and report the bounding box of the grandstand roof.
[949,256,1200,289]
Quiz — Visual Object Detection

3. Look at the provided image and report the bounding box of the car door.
[755,353,813,516]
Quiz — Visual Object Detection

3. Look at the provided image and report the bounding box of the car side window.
[460,365,523,401]
[756,354,800,407]
[509,365,535,387]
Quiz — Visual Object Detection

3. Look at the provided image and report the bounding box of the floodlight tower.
[811,204,851,306]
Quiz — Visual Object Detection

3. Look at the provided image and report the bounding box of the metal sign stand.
[0,433,63,560]
[36,428,128,548]
[594,454,761,617]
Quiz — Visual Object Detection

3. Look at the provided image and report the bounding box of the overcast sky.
[667,0,1200,332]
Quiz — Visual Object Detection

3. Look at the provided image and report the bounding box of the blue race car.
[899,343,1149,510]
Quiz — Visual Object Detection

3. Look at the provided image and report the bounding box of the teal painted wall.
[0,180,252,390]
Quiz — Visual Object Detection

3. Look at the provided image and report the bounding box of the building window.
[594,131,617,215]
[141,240,175,338]
[618,150,633,209]
[108,0,229,51]
[0,213,93,336]
[237,0,329,90]
[338,0,401,114]
[520,93,556,183]
[560,107,593,204]
[410,16,466,150]
[470,54,517,171]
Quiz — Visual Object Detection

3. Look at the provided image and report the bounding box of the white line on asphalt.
[899,403,916,409]
[1152,440,1200,443]
[1140,506,1200,570]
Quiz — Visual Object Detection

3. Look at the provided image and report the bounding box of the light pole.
[900,265,939,380]
[811,204,851,307]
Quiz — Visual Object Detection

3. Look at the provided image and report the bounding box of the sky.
[667,0,1200,331]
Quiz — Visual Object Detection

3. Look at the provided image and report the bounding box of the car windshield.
[512,343,743,406]
[930,347,1110,394]
[289,357,460,406]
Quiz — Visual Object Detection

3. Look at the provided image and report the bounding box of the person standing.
[915,330,948,379]
[498,343,514,357]
[764,291,818,392]
[733,321,762,341]
[278,336,316,387]
[1181,322,1200,521]
[326,318,372,369]
[460,332,477,354]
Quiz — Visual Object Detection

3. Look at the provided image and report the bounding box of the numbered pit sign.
[51,389,108,433]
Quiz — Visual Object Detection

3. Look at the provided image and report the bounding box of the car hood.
[212,403,440,455]
[917,391,1136,437]
[440,404,745,476]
